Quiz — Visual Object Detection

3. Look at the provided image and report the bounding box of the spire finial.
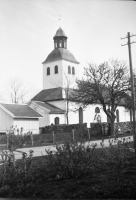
[59,15,61,27]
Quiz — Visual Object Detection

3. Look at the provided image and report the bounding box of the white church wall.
[62,60,79,89]
[83,105,130,124]
[83,104,106,124]
[43,60,63,89]
[68,110,79,124]
[41,102,130,127]
[43,59,80,90]
[115,106,130,122]
[67,101,79,124]
[67,103,130,126]
[48,100,66,110]
[38,109,50,127]
[50,114,66,125]
[67,104,107,125]
[29,102,50,127]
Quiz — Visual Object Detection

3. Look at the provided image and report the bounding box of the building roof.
[0,103,42,118]
[35,101,65,114]
[53,27,67,38]
[31,87,63,102]
[42,48,79,64]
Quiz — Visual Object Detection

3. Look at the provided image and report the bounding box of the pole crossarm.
[121,36,127,40]
[121,34,136,40]
[131,41,136,44]
[131,34,136,37]
[121,41,136,46]
[121,43,128,46]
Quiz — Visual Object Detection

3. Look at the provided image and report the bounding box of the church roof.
[53,27,67,38]
[31,87,63,102]
[42,48,79,64]
[35,101,65,114]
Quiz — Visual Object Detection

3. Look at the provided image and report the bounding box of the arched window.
[47,67,50,75]
[116,109,119,122]
[54,41,57,49]
[55,65,58,74]
[107,108,110,123]
[68,66,71,74]
[64,41,66,48]
[72,67,75,75]
[54,117,59,125]
[59,40,62,47]
[79,107,83,124]
[94,107,101,123]
[95,107,100,113]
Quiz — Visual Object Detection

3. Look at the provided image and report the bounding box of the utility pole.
[121,32,136,156]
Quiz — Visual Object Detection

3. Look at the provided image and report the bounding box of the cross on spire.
[59,15,61,27]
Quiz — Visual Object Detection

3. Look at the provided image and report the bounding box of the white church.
[30,27,130,127]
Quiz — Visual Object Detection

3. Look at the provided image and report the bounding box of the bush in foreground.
[0,138,135,198]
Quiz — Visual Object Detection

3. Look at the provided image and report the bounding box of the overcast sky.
[0,0,136,99]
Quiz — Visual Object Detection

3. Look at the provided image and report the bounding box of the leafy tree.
[71,59,130,135]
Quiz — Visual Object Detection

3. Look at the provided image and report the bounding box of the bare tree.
[51,73,76,125]
[70,59,130,135]
[63,74,75,125]
[4,77,39,104]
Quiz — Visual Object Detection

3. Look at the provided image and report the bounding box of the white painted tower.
[42,27,79,90]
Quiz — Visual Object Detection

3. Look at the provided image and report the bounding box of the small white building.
[0,103,42,134]
[30,27,131,127]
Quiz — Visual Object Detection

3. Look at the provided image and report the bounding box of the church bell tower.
[42,27,79,90]
[53,28,67,49]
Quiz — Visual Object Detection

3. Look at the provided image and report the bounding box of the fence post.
[11,152,15,167]
[102,124,104,135]
[30,131,33,146]
[52,131,55,143]
[88,128,90,140]
[72,129,74,141]
[6,131,9,149]
[13,153,15,167]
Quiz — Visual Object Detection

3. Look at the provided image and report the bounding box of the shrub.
[45,141,101,179]
[45,137,134,180]
[0,135,135,198]
[0,150,33,187]
[0,149,48,198]
[0,135,7,144]
[99,137,133,172]
[7,133,33,150]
